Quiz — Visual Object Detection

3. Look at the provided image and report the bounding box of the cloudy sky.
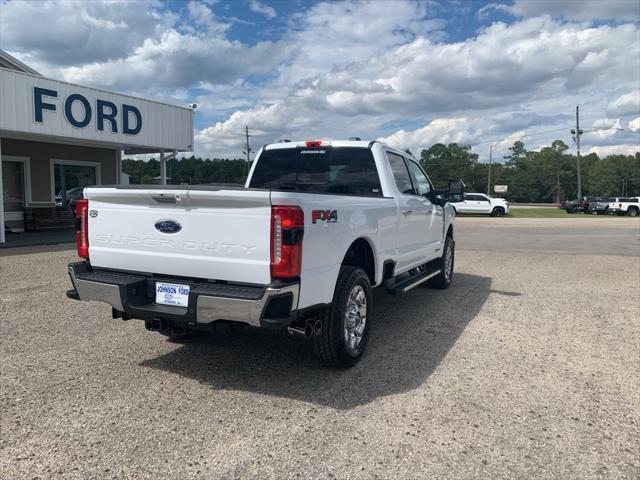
[1,0,638,161]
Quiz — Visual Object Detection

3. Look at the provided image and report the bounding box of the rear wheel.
[428,235,454,289]
[628,208,639,217]
[491,207,505,217]
[312,266,372,368]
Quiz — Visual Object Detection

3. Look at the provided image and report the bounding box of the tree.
[420,143,479,190]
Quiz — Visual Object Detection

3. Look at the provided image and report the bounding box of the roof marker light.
[305,141,323,147]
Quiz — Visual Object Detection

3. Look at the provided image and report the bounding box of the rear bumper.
[66,262,299,329]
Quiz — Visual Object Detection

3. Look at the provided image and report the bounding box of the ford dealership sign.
[34,87,142,135]
[0,68,194,151]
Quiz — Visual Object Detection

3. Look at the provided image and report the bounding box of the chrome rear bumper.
[67,262,299,328]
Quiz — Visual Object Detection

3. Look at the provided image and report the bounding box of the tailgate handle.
[152,194,180,204]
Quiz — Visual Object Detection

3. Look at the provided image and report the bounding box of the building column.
[0,137,4,244]
[116,148,122,184]
[160,150,167,185]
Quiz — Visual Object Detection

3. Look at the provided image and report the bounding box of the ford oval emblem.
[155,219,182,234]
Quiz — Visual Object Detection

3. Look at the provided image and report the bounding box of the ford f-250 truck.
[66,140,463,367]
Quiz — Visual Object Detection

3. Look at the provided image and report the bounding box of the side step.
[384,263,441,295]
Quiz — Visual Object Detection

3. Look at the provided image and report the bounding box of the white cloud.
[196,16,639,158]
[249,0,277,20]
[587,144,639,157]
[606,90,640,116]
[479,0,640,21]
[187,1,215,25]
[62,29,290,91]
[0,0,166,67]
[628,117,640,131]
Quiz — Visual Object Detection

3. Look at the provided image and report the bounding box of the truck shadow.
[140,273,491,410]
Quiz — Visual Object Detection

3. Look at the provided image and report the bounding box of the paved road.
[456,216,640,256]
[1,219,639,479]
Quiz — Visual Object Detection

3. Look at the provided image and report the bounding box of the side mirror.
[433,179,465,203]
[447,179,465,195]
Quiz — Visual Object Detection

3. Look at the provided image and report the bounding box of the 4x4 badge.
[312,210,337,224]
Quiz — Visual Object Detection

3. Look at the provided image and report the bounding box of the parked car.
[450,193,509,217]
[66,139,464,368]
[588,197,614,215]
[564,196,599,213]
[563,199,582,213]
[608,197,640,216]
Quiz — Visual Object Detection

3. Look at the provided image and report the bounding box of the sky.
[1,0,639,161]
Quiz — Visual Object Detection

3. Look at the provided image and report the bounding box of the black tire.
[312,266,372,368]
[491,207,505,217]
[627,208,639,217]
[428,235,454,289]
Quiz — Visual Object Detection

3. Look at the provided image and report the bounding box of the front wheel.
[312,266,372,368]
[428,236,454,289]
[491,207,505,217]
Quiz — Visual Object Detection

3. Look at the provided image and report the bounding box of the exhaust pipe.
[287,320,321,340]
[287,323,313,340]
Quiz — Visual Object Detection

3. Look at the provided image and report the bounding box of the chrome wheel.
[344,285,367,354]
[443,242,453,282]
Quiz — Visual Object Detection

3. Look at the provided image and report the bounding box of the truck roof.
[262,139,416,161]
[264,140,374,150]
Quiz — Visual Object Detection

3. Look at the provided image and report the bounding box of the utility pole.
[486,145,493,195]
[556,163,561,207]
[571,106,584,199]
[243,126,252,177]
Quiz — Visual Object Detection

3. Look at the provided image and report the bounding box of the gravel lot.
[1,217,639,479]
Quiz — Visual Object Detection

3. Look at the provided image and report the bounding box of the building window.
[51,160,101,207]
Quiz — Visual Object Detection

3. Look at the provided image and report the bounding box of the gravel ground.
[1,218,639,479]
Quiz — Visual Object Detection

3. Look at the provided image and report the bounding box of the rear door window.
[386,152,415,195]
[250,147,382,196]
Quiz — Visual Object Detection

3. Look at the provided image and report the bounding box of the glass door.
[2,160,26,226]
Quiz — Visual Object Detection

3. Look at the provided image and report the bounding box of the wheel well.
[342,238,376,284]
[493,205,505,211]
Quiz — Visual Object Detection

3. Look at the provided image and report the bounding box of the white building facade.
[0,50,194,243]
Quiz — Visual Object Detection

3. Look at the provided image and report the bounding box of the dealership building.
[0,49,194,244]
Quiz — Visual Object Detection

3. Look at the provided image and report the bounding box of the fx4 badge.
[312,209,338,224]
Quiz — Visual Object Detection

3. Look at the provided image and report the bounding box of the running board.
[384,265,441,295]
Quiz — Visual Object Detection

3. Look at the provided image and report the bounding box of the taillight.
[305,140,323,147]
[271,206,304,280]
[75,199,89,259]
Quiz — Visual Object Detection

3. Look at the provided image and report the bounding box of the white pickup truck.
[450,193,509,216]
[607,197,639,216]
[67,140,463,367]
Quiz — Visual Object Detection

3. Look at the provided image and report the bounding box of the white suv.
[451,193,509,217]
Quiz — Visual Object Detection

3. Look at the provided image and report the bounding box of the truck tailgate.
[85,187,272,285]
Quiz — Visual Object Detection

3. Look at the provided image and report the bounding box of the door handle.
[423,210,433,215]
[402,209,413,215]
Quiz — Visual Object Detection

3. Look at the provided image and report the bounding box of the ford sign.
[155,220,182,234]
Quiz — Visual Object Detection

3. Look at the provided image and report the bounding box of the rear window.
[249,147,382,197]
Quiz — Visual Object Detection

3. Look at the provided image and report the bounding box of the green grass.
[506,207,571,218]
